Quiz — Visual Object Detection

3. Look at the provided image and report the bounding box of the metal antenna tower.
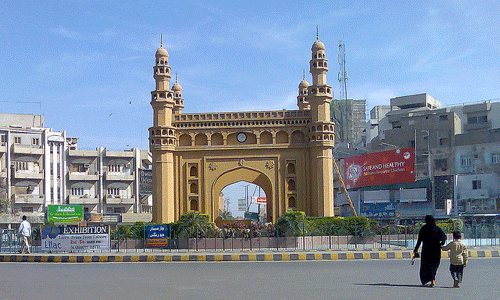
[338,42,349,143]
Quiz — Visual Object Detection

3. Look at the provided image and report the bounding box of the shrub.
[275,211,306,236]
[172,212,218,238]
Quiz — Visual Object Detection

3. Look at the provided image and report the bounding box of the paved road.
[2,258,499,300]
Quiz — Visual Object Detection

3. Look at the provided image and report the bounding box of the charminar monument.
[149,33,335,223]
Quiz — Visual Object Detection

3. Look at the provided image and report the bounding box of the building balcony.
[105,150,135,158]
[68,149,99,157]
[14,170,44,180]
[68,172,99,181]
[12,144,43,155]
[0,142,6,152]
[464,120,492,132]
[12,194,44,204]
[463,102,491,113]
[105,195,135,205]
[105,171,135,181]
[463,188,489,200]
[68,195,100,205]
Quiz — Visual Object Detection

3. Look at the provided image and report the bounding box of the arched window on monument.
[190,166,198,177]
[291,131,305,144]
[190,183,198,194]
[190,199,199,211]
[260,131,273,144]
[276,131,288,144]
[195,133,208,146]
[179,134,192,146]
[288,197,296,208]
[211,133,224,145]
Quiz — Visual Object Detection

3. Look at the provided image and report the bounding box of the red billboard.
[343,147,415,189]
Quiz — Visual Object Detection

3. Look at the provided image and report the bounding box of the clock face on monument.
[237,132,247,143]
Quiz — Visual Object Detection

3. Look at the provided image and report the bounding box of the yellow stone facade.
[149,37,335,223]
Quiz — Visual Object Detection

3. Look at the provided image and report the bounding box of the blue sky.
[1,0,499,151]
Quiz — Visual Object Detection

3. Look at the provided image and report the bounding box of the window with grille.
[491,154,500,164]
[107,187,120,196]
[108,165,122,172]
[71,188,85,196]
[461,157,471,166]
[15,161,29,170]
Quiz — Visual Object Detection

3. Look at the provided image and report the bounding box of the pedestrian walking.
[442,231,468,288]
[18,215,32,254]
[413,215,446,287]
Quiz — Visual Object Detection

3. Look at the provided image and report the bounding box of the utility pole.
[338,42,348,144]
[420,130,434,213]
[332,156,357,217]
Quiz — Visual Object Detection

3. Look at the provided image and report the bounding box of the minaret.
[297,70,310,111]
[307,28,332,122]
[307,28,335,217]
[172,73,184,114]
[149,36,177,223]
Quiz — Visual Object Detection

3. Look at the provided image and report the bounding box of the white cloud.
[51,27,85,40]
[51,26,118,42]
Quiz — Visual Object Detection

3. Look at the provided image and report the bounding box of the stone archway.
[149,37,336,224]
[212,166,273,222]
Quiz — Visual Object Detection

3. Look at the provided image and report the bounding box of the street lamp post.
[419,130,434,214]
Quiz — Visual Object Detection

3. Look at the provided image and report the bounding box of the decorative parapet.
[173,110,311,129]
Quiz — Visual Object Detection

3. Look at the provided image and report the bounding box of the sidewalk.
[2,246,499,263]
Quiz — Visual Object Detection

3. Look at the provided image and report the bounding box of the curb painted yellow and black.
[1,249,499,263]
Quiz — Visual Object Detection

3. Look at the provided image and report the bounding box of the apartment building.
[0,113,152,225]
[67,147,152,216]
[346,94,500,218]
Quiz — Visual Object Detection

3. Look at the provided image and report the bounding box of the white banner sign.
[41,225,110,253]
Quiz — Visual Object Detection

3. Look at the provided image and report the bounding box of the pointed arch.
[195,133,208,146]
[212,166,273,221]
[291,130,305,144]
[276,131,289,144]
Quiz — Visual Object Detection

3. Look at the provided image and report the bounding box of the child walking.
[442,231,468,288]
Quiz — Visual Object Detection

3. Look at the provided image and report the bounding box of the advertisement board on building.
[139,169,153,197]
[41,225,110,253]
[146,224,170,247]
[360,202,396,218]
[343,147,415,189]
[47,205,84,224]
[251,197,267,204]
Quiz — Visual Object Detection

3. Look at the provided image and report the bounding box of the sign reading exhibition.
[41,225,110,253]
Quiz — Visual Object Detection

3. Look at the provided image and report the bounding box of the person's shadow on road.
[354,283,452,289]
